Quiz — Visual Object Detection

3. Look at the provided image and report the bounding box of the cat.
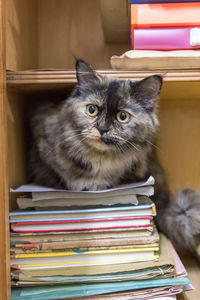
[29,59,200,255]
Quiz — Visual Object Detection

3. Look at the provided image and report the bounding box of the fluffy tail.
[156,188,200,252]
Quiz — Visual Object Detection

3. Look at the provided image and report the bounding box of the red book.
[11,216,153,233]
[131,3,200,29]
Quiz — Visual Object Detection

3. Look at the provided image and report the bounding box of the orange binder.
[131,3,200,29]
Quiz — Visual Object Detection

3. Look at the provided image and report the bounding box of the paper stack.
[9,177,192,299]
[131,0,200,50]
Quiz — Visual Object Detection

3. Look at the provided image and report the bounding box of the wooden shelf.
[7,69,200,87]
[6,68,200,300]
[7,69,200,105]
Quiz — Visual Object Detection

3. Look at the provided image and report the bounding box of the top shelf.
[6,69,200,92]
[7,69,200,102]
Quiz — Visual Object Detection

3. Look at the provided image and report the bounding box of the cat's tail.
[156,188,200,252]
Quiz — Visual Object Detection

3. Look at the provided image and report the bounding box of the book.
[131,3,200,29]
[11,276,191,300]
[133,27,200,50]
[10,227,154,245]
[63,293,179,300]
[9,196,156,223]
[64,293,179,300]
[110,50,200,70]
[10,246,159,269]
[11,176,154,208]
[10,243,160,255]
[11,264,174,285]
[12,242,192,297]
[11,176,154,196]
[10,282,180,300]
[10,226,153,239]
[16,196,139,209]
[11,216,153,233]
[10,234,171,276]
[11,285,181,299]
[10,228,159,253]
[11,233,187,285]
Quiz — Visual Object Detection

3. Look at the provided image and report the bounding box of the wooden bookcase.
[1,0,200,299]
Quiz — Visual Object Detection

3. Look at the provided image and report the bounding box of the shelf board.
[6,69,200,102]
[6,69,200,91]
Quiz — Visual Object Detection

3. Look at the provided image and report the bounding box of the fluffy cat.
[30,59,200,254]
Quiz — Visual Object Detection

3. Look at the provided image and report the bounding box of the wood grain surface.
[0,1,10,299]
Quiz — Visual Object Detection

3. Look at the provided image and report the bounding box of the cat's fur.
[30,59,200,253]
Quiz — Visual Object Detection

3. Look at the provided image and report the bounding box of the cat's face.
[60,60,162,155]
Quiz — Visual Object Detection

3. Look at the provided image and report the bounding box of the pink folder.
[133,27,200,50]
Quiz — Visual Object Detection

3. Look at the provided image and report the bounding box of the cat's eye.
[86,104,99,117]
[116,111,130,123]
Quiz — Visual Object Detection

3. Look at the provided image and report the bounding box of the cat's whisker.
[45,149,54,157]
[115,142,125,154]
[66,138,86,153]
[67,135,90,154]
[145,139,162,152]
[122,142,136,153]
[65,134,85,141]
[44,133,90,157]
[126,140,141,152]
[103,134,129,153]
[115,136,140,152]
[120,137,140,152]
[63,132,89,142]
[107,136,124,154]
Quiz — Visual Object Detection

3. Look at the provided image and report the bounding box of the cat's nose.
[96,125,109,135]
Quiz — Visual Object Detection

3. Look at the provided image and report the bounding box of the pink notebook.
[133,27,200,50]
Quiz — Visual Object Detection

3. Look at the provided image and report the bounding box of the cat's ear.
[76,59,101,85]
[133,75,163,111]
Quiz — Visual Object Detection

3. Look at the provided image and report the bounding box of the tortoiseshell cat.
[30,60,200,254]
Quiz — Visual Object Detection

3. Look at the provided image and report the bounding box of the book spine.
[133,27,200,50]
[131,3,200,28]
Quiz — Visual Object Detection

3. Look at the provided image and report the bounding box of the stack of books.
[9,177,192,300]
[131,0,200,50]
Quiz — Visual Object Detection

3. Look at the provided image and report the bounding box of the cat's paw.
[82,183,112,191]
[81,187,89,191]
